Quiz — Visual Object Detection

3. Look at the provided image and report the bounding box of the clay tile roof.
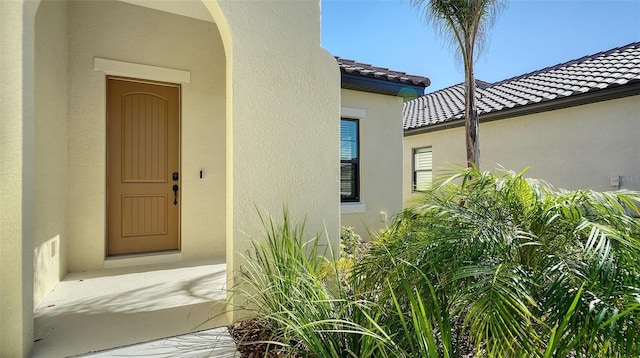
[336,57,431,87]
[404,41,640,131]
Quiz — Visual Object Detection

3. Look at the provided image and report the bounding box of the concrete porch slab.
[31,258,232,357]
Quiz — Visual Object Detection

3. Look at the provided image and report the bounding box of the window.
[340,119,359,202]
[413,147,432,192]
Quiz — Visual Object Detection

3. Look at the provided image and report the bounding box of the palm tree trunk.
[464,37,480,169]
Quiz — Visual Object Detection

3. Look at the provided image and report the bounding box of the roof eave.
[342,73,426,97]
[404,81,640,136]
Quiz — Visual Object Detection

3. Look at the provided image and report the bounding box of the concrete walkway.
[31,258,235,357]
[74,327,237,357]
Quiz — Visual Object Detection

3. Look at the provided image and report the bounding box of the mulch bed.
[228,319,303,358]
[228,316,477,358]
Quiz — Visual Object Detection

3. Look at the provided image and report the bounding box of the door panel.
[107,77,180,255]
[121,195,168,237]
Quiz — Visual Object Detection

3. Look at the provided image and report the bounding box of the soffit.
[118,0,215,23]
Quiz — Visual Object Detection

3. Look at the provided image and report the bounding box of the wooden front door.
[106,77,180,255]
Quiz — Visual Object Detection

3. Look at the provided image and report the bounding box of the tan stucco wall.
[66,0,226,271]
[33,0,69,308]
[1,1,37,355]
[404,95,640,204]
[340,89,404,239]
[212,0,340,278]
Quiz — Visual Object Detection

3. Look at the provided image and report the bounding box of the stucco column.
[206,0,341,313]
[0,0,37,356]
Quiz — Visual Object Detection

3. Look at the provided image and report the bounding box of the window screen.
[413,147,432,192]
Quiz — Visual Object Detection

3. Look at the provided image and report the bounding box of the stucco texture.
[404,96,640,204]
[341,89,404,239]
[33,0,69,308]
[1,1,38,355]
[213,0,340,279]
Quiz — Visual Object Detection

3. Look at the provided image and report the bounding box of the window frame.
[340,118,360,203]
[412,146,432,192]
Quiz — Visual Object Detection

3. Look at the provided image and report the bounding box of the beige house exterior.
[340,89,406,238]
[337,59,429,238]
[404,43,640,204]
[1,0,340,356]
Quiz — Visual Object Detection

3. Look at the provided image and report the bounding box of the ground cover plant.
[231,167,640,357]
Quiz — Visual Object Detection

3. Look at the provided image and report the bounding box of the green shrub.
[230,210,394,357]
[230,167,640,357]
[360,167,640,357]
[340,226,363,259]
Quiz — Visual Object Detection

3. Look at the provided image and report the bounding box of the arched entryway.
[3,0,341,354]
[29,0,231,355]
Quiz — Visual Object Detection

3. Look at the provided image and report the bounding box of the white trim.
[104,251,183,269]
[340,202,366,214]
[94,57,191,84]
[341,107,366,119]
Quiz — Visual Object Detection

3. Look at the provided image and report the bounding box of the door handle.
[172,184,179,205]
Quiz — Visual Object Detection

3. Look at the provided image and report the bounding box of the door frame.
[105,75,183,256]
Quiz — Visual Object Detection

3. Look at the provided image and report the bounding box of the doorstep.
[31,258,230,357]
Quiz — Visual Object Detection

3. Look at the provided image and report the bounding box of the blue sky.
[321,0,640,92]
